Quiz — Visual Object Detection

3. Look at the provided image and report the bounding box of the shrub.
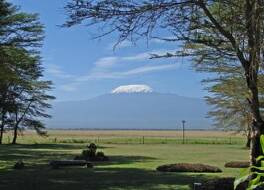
[96,151,105,157]
[156,163,222,173]
[96,151,109,161]
[14,160,24,170]
[75,143,109,161]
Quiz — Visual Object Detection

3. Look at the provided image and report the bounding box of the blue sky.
[10,0,210,101]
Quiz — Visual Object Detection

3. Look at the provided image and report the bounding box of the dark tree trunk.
[250,121,263,165]
[246,128,251,149]
[244,0,264,166]
[0,123,4,145]
[0,113,5,145]
[12,124,18,145]
[246,74,264,165]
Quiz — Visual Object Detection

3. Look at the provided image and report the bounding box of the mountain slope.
[45,93,212,129]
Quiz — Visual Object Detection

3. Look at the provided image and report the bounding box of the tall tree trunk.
[12,124,18,145]
[246,69,264,165]
[0,113,5,145]
[245,0,264,166]
[249,120,263,165]
[246,124,251,148]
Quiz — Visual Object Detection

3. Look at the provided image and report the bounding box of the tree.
[0,47,54,144]
[0,0,54,144]
[204,75,264,148]
[193,54,264,148]
[9,80,54,144]
[64,0,264,165]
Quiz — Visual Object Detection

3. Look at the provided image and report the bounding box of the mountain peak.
[111,84,153,94]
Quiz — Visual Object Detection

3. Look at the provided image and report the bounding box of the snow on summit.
[111,85,153,94]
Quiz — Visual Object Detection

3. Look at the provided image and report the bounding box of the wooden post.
[182,120,186,144]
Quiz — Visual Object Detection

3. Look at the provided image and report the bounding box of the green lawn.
[0,138,249,190]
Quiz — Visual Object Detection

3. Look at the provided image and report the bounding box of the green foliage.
[234,135,264,190]
[0,0,54,144]
[96,151,105,157]
[204,76,252,132]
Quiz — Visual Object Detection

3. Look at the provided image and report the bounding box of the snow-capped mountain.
[111,84,153,94]
[46,91,212,129]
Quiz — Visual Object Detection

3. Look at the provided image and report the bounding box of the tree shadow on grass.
[0,167,213,190]
[0,143,110,150]
[0,144,80,163]
[0,144,216,190]
[94,155,157,166]
[0,144,155,167]
[0,143,112,162]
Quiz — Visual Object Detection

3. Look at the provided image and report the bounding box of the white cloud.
[111,84,153,94]
[122,53,149,61]
[94,57,118,68]
[60,83,78,92]
[46,64,75,79]
[121,64,178,76]
[93,52,150,70]
[48,49,180,92]
[93,49,177,70]
[76,63,179,81]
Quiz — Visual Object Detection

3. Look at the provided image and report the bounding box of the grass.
[0,130,249,190]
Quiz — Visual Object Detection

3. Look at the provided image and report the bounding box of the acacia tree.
[204,75,264,148]
[64,0,264,165]
[0,0,54,144]
[0,47,54,144]
[194,54,264,148]
[9,80,54,144]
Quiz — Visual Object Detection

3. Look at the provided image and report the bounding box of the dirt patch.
[156,163,222,173]
[224,161,249,168]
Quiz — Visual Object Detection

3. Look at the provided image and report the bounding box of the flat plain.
[0,130,248,190]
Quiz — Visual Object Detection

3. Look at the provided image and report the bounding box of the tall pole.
[182,120,186,144]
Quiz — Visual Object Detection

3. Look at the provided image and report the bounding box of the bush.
[96,151,105,157]
[156,163,222,173]
[87,143,97,152]
[96,151,109,161]
[81,149,95,160]
[14,160,24,170]
[75,143,109,161]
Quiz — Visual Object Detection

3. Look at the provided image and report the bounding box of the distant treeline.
[47,128,220,131]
